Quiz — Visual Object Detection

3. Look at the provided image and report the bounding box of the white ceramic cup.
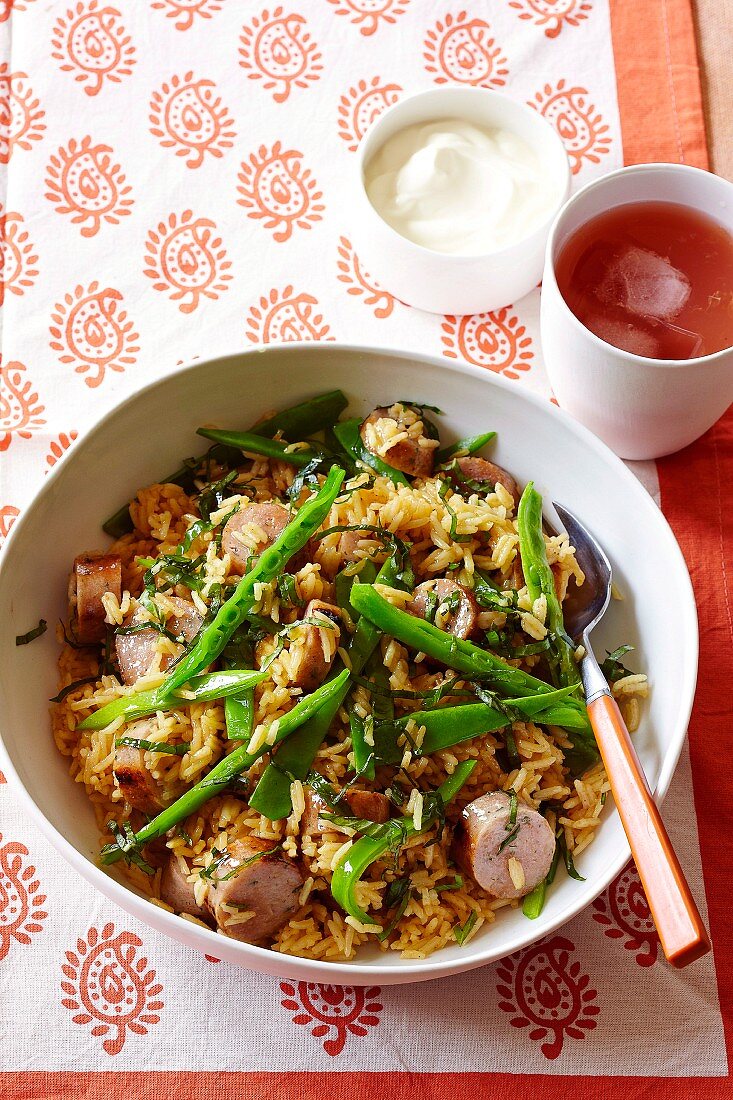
[352,87,570,316]
[541,163,733,460]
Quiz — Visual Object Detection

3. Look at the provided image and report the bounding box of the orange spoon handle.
[587,693,710,968]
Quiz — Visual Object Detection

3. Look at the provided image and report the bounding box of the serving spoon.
[552,502,711,968]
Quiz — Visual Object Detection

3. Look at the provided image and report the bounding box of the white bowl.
[352,88,570,315]
[541,163,733,460]
[0,344,697,985]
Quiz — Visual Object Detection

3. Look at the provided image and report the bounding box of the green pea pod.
[330,760,476,926]
[333,418,408,486]
[160,467,345,699]
[251,390,348,439]
[100,669,350,866]
[77,669,266,731]
[435,431,497,465]
[249,553,403,821]
[517,482,581,689]
[102,390,347,537]
[348,584,590,735]
[196,428,321,468]
[350,711,375,780]
[334,559,377,619]
[225,692,254,741]
[372,703,509,764]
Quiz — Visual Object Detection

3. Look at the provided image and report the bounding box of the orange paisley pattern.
[423,11,509,88]
[51,2,136,97]
[280,982,383,1056]
[592,862,660,967]
[239,7,323,104]
[441,308,534,380]
[0,834,47,960]
[0,359,46,451]
[0,504,19,546]
[149,73,236,169]
[144,210,232,313]
[336,236,395,318]
[45,430,79,470]
[0,208,39,305]
[0,1,36,23]
[237,142,324,242]
[246,286,333,343]
[495,936,600,1059]
[61,923,164,1056]
[150,0,223,32]
[530,79,612,173]
[325,0,410,37]
[44,136,133,237]
[0,66,46,163]
[509,0,592,38]
[337,75,402,151]
[49,282,140,387]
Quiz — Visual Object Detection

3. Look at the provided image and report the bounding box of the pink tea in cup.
[554,201,733,360]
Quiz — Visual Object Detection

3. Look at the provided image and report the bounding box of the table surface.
[0,2,730,1097]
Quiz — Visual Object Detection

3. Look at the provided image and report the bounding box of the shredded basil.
[600,644,635,683]
[453,909,478,945]
[16,619,47,645]
[115,736,190,756]
[498,823,521,852]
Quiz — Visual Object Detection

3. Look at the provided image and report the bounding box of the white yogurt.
[364,118,561,256]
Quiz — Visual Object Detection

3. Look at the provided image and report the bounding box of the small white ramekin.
[541,163,733,460]
[351,87,570,316]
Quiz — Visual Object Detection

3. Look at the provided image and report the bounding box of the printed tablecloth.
[1,2,730,1097]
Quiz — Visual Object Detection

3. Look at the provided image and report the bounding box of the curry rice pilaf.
[51,391,648,960]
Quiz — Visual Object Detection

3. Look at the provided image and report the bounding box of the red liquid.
[554,201,733,359]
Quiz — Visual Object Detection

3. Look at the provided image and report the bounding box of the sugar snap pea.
[196,428,321,468]
[333,418,408,486]
[249,553,404,820]
[517,482,581,689]
[348,584,590,735]
[100,670,350,866]
[330,760,476,926]
[77,669,266,731]
[159,467,345,699]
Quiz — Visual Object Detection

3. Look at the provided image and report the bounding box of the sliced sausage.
[452,790,556,900]
[408,579,478,640]
[301,787,391,835]
[69,552,122,644]
[456,457,519,505]
[360,407,436,479]
[113,722,167,814]
[160,855,210,922]
[288,600,342,692]
[115,596,202,686]
[222,502,290,576]
[205,837,304,944]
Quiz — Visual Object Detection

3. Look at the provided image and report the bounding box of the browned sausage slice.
[452,791,556,900]
[205,837,304,944]
[408,579,478,640]
[301,787,391,835]
[115,596,202,686]
[456,457,519,504]
[222,502,290,576]
[360,407,436,479]
[160,855,210,922]
[69,552,122,644]
[113,722,167,814]
[288,600,342,692]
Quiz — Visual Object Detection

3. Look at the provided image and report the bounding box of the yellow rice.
[52,432,648,961]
